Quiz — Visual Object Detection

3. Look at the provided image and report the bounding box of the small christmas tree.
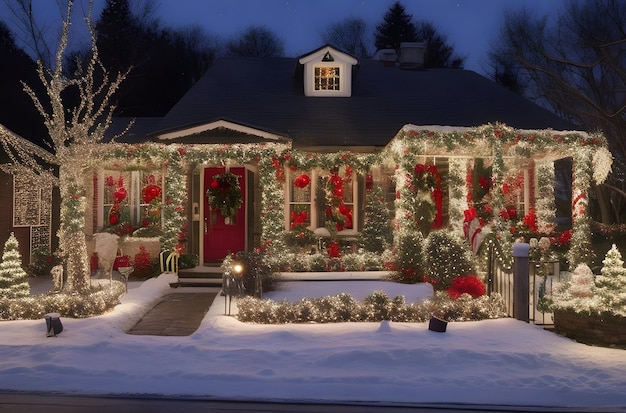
[0,233,30,298]
[567,263,594,298]
[360,185,393,253]
[391,229,425,284]
[594,244,626,313]
[424,231,476,291]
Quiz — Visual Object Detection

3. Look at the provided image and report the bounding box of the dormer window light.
[299,46,358,97]
[315,66,340,91]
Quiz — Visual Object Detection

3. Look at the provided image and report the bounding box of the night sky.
[1,0,565,75]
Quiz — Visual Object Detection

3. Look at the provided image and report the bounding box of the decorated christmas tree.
[594,244,626,314]
[0,233,30,299]
[360,185,393,253]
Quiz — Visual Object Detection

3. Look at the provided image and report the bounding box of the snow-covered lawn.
[1,273,625,410]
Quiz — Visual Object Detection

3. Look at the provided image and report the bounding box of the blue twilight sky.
[1,0,565,75]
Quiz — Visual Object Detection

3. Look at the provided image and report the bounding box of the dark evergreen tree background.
[0,21,47,142]
[374,1,464,68]
[92,0,217,116]
[374,1,417,51]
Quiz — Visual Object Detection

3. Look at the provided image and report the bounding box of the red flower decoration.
[142,184,161,203]
[479,176,490,190]
[293,174,311,188]
[327,241,341,258]
[447,275,486,299]
[113,187,127,203]
[523,208,538,232]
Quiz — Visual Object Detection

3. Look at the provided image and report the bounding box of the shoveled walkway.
[126,291,217,336]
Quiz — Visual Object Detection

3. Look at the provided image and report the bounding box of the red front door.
[203,167,246,263]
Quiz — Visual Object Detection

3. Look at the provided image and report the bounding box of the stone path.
[126,292,217,336]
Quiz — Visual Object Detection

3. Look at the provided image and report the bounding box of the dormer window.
[315,66,340,91]
[299,46,358,97]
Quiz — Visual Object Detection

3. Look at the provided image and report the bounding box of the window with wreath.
[97,170,163,236]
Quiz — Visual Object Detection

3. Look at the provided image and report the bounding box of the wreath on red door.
[206,172,243,219]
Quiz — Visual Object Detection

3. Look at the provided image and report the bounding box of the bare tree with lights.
[0,0,127,293]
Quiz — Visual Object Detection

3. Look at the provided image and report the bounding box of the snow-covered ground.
[1,273,625,410]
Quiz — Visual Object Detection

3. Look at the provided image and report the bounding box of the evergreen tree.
[594,244,626,312]
[424,231,475,291]
[391,230,424,284]
[415,21,465,68]
[360,186,393,253]
[374,2,417,51]
[0,233,30,299]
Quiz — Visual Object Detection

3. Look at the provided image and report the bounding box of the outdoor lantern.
[232,262,244,277]
[44,313,63,337]
[429,316,447,333]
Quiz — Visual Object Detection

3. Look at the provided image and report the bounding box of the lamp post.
[224,261,244,315]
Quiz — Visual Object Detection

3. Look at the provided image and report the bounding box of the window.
[97,170,163,233]
[314,66,340,91]
[287,166,358,234]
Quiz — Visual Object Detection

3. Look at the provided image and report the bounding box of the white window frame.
[97,169,163,230]
[285,167,359,235]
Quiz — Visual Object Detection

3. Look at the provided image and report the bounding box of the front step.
[176,265,223,287]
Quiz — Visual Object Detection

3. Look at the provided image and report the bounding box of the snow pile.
[0,273,625,410]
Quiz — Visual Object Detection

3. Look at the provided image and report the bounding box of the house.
[0,124,58,267]
[39,46,615,274]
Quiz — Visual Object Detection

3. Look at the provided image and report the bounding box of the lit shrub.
[0,282,125,320]
[424,231,475,291]
[308,254,328,271]
[341,253,362,271]
[390,230,425,283]
[237,290,507,323]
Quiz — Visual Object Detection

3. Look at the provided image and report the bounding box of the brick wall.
[554,309,626,348]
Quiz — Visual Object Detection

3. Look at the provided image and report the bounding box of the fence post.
[512,243,530,323]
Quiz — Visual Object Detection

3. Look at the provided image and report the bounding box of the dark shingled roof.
[125,56,578,147]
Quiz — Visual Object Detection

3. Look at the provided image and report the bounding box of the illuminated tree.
[360,185,393,253]
[594,244,626,313]
[0,233,30,299]
[0,0,127,293]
